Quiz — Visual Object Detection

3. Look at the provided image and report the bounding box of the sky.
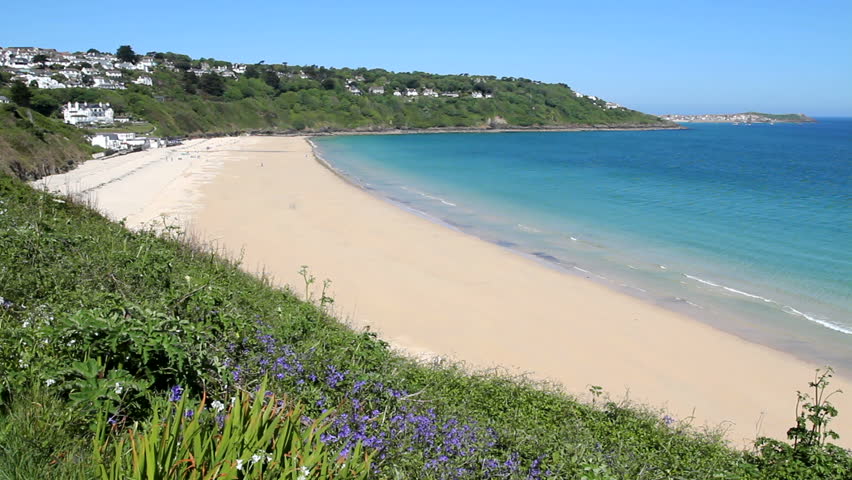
[3,0,851,115]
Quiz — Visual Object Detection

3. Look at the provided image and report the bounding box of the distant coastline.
[661,112,816,124]
[187,123,686,140]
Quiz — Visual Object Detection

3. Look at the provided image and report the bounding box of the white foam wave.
[570,236,578,241]
[684,275,851,335]
[683,274,774,303]
[517,224,541,233]
[573,266,591,274]
[403,187,457,207]
[782,306,852,335]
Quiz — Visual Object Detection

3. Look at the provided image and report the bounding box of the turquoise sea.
[313,120,852,372]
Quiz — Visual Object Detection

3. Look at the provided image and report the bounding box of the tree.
[116,45,138,64]
[10,81,32,107]
[262,69,280,89]
[198,73,225,96]
[87,48,101,54]
[32,54,49,68]
[321,78,339,90]
[182,71,198,94]
[244,65,260,79]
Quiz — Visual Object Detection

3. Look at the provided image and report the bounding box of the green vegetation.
[0,104,96,179]
[89,121,155,135]
[0,172,850,478]
[0,50,677,179]
[745,112,816,122]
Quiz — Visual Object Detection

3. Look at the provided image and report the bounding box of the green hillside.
[0,105,96,179]
[745,112,816,122]
[0,50,679,178]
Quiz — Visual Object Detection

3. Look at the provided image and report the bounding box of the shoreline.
[33,135,852,448]
[307,137,852,378]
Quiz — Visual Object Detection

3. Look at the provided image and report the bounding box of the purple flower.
[185,409,195,419]
[663,414,675,426]
[169,385,183,402]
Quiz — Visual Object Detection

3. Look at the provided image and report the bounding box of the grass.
[0,173,849,479]
[0,105,95,179]
[88,121,156,134]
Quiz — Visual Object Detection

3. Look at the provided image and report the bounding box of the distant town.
[1,45,633,156]
[660,112,815,124]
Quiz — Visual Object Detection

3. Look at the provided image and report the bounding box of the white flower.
[266,454,273,463]
[251,454,262,465]
[114,382,123,395]
[235,459,244,471]
[297,466,310,480]
[21,320,30,328]
[18,359,28,369]
[67,339,76,346]
[45,379,56,387]
[211,400,225,413]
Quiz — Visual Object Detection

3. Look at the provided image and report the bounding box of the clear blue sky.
[3,0,851,115]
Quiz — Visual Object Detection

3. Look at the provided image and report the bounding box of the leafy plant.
[95,383,372,479]
[749,368,851,480]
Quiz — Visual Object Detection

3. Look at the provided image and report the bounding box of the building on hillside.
[133,76,153,86]
[90,132,159,151]
[405,88,419,97]
[63,102,114,125]
[393,90,402,97]
[368,86,385,95]
[422,88,438,97]
[93,77,126,90]
[441,92,460,98]
[0,95,9,104]
[105,70,122,78]
[348,85,362,95]
[471,91,484,99]
[17,74,66,89]
[90,133,121,150]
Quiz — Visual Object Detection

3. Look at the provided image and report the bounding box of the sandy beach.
[35,135,852,447]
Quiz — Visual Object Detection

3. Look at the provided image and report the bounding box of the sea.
[312,119,852,373]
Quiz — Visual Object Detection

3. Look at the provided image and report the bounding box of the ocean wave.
[782,306,852,335]
[683,274,774,303]
[516,224,541,233]
[400,186,456,206]
[683,274,851,335]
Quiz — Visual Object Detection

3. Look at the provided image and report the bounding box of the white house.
[17,74,66,89]
[368,86,385,95]
[405,88,419,97]
[422,88,438,97]
[89,133,121,150]
[348,85,362,95]
[393,90,403,97]
[93,77,126,90]
[441,92,460,98]
[105,70,122,78]
[0,95,9,104]
[471,91,484,99]
[133,76,153,86]
[63,102,114,125]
